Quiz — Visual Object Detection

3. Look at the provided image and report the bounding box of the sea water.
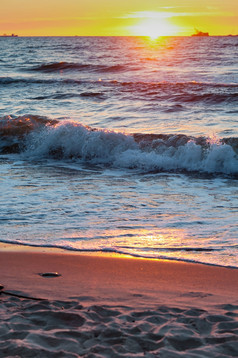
[0,36,237,267]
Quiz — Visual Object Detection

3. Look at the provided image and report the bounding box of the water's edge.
[1,240,237,270]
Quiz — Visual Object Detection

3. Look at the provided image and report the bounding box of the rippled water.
[0,36,237,267]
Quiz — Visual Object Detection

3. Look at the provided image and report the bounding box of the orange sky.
[0,0,237,36]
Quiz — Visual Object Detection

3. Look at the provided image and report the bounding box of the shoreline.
[1,242,238,307]
[1,241,237,270]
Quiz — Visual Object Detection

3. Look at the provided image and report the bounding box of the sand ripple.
[1,296,238,357]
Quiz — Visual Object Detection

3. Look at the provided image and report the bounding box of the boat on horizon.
[192,29,209,37]
[0,33,18,37]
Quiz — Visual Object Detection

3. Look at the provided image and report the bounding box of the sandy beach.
[0,243,238,357]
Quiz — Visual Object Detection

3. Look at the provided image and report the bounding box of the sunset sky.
[0,0,237,36]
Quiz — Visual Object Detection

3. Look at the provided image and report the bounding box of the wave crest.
[0,115,237,176]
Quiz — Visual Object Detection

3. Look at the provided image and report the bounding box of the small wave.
[30,62,91,72]
[163,104,184,113]
[0,77,37,85]
[112,81,238,104]
[0,77,61,85]
[80,92,105,98]
[99,64,127,73]
[30,62,128,73]
[0,115,237,176]
[31,92,105,100]
[176,92,238,105]
[118,81,238,90]
[118,245,221,252]
[0,77,21,85]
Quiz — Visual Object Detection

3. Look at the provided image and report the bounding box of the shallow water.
[0,36,237,266]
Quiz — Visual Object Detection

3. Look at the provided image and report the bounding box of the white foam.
[23,121,238,175]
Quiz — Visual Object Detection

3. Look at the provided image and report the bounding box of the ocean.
[0,36,237,267]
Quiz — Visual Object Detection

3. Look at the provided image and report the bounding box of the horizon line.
[1,34,238,37]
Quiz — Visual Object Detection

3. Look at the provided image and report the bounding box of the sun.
[129,13,179,39]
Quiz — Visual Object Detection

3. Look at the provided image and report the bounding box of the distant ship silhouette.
[0,33,18,37]
[192,29,209,37]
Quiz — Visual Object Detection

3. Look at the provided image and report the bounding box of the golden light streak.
[129,13,181,39]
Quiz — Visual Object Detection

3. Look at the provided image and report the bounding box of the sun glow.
[129,13,180,39]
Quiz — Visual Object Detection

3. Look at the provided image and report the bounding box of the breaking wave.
[0,115,237,176]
